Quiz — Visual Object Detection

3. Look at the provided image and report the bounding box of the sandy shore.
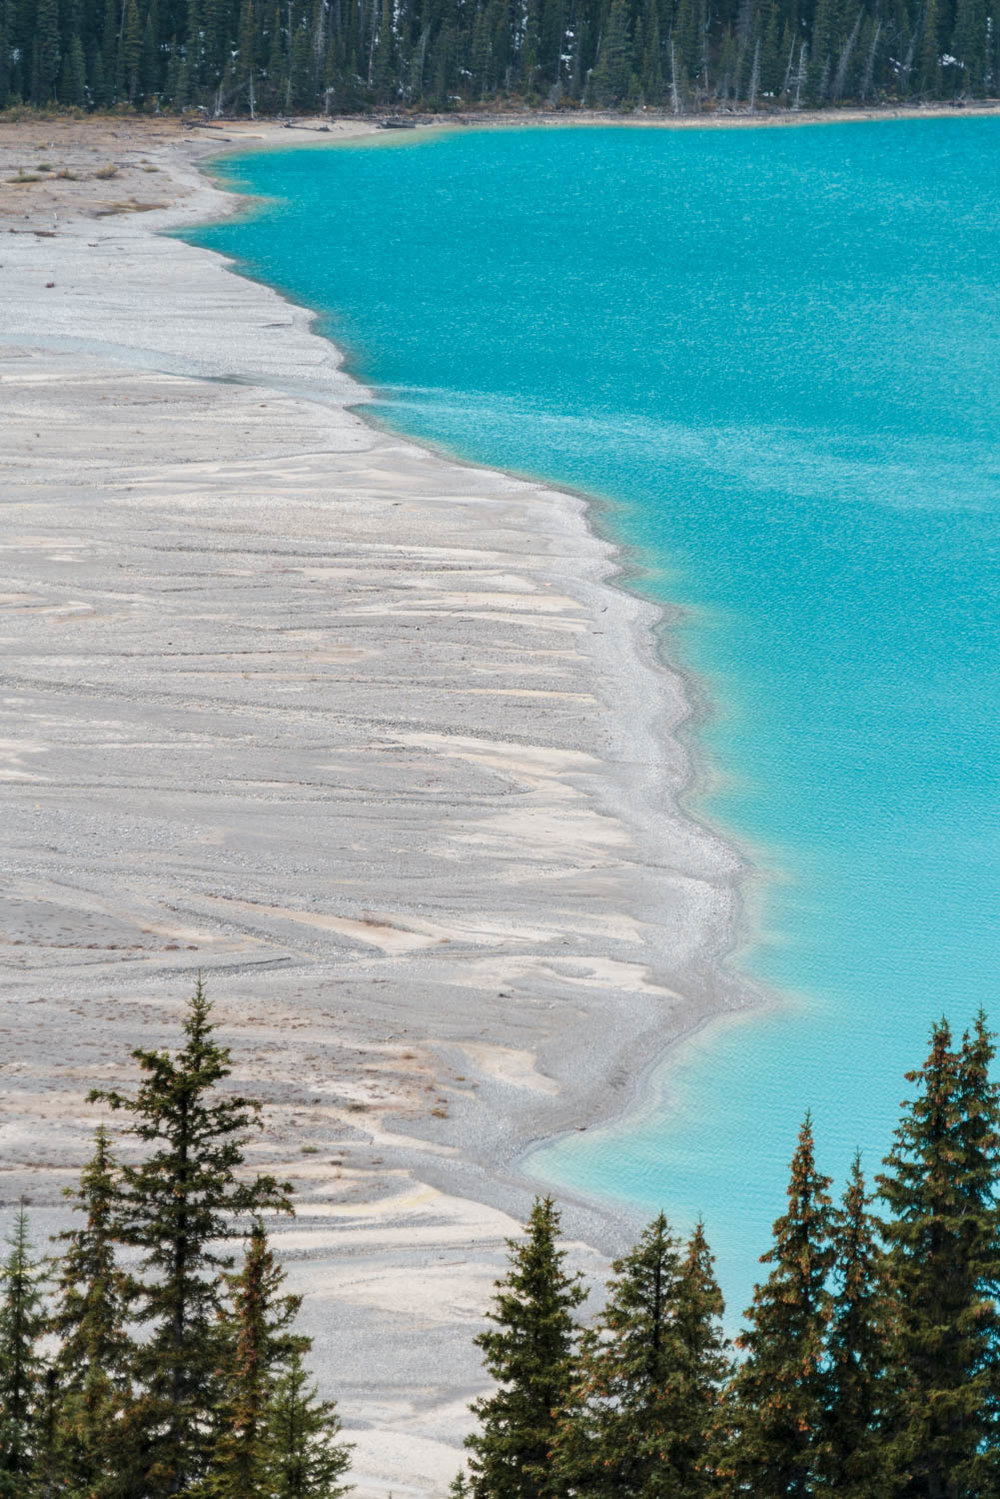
[0,115,755,1493]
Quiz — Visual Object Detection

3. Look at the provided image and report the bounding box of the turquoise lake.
[189,120,1000,1317]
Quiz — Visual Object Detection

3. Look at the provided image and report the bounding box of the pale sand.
[0,116,753,1493]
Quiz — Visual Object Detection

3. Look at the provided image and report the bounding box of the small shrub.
[94,163,119,179]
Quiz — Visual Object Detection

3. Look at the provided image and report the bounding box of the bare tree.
[832,8,862,99]
[860,17,881,98]
[793,39,807,106]
[782,33,797,97]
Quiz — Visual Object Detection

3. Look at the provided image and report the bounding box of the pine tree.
[590,0,632,102]
[236,0,257,107]
[139,0,160,98]
[555,1213,728,1497]
[727,1114,834,1496]
[102,0,123,100]
[47,1127,137,1499]
[90,981,294,1498]
[821,1153,888,1495]
[35,0,62,99]
[205,1220,306,1497]
[0,0,10,108]
[371,0,394,98]
[466,1196,585,1499]
[269,1350,352,1499]
[877,1016,1000,1496]
[919,0,941,92]
[640,0,664,101]
[122,0,143,96]
[675,1220,732,1488]
[59,30,88,101]
[0,1207,48,1495]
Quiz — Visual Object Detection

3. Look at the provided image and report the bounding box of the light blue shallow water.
[189,121,1000,1316]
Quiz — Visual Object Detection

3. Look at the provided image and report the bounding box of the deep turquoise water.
[189,120,1000,1318]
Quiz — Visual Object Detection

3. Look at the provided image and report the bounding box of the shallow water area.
[188,119,1000,1314]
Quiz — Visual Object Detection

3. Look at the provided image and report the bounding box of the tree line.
[0,0,997,120]
[3,995,999,1495]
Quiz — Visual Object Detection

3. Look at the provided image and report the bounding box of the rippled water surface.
[189,120,1000,1315]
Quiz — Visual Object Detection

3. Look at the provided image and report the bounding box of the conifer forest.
[0,0,998,121]
[3,991,1000,1496]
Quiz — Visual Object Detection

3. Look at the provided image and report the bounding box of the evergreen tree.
[590,0,632,101]
[466,1196,585,1499]
[236,0,257,106]
[727,1114,834,1496]
[60,30,88,101]
[554,1213,728,1498]
[919,0,941,92]
[675,1220,732,1487]
[205,1220,305,1497]
[34,0,61,98]
[821,1153,888,1495]
[90,981,294,1498]
[268,1350,352,1499]
[122,0,143,96]
[102,0,123,100]
[371,0,394,98]
[876,1016,1000,1497]
[48,1126,137,1499]
[140,0,161,98]
[0,1207,47,1495]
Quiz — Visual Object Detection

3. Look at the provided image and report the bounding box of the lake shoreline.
[2,114,757,1493]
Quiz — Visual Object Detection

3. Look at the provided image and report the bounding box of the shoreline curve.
[192,120,767,1190]
[0,113,762,1496]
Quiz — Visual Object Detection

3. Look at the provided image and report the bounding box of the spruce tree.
[675,1220,732,1489]
[466,1196,585,1499]
[919,0,942,93]
[48,1126,138,1499]
[122,0,142,96]
[727,1113,834,1496]
[554,1213,728,1498]
[34,0,61,98]
[0,1206,48,1495]
[822,1153,888,1495]
[590,0,631,103]
[876,1016,1000,1497]
[268,1350,352,1499]
[90,981,293,1497]
[206,1220,306,1497]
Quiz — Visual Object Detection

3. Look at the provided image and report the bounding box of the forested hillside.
[1,0,997,119]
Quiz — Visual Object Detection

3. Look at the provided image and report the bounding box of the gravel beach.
[1,115,751,1495]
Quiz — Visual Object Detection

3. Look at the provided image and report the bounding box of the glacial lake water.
[188,120,1000,1318]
